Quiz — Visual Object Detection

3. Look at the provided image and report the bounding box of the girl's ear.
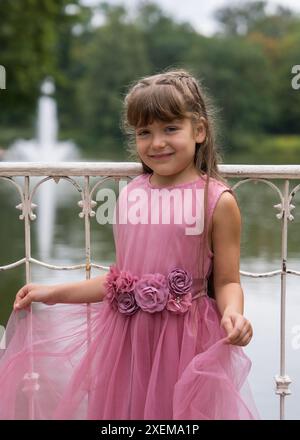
[194,117,207,144]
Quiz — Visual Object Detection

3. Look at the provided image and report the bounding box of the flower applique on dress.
[105,265,139,315]
[105,265,194,315]
[166,268,193,314]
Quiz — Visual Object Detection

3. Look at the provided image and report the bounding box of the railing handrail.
[0,162,300,178]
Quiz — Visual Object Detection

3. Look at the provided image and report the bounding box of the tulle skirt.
[0,296,260,420]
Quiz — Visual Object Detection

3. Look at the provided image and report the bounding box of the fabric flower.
[135,273,169,313]
[167,268,193,296]
[116,270,138,293]
[105,265,138,311]
[117,292,139,316]
[166,291,192,314]
[105,266,195,315]
[104,265,120,307]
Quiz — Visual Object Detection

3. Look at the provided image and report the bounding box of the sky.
[82,0,300,35]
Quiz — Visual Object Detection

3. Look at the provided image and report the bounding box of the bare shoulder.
[210,189,241,256]
[213,190,241,227]
[211,189,241,286]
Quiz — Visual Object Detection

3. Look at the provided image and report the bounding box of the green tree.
[215,1,299,38]
[0,0,85,127]
[184,35,275,152]
[272,31,300,134]
[136,2,197,72]
[214,1,268,36]
[74,4,150,154]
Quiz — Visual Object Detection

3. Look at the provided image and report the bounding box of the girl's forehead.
[136,117,186,128]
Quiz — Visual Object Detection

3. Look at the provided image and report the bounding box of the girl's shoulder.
[204,175,232,193]
[123,173,147,191]
[117,173,147,201]
[207,177,239,216]
[203,174,237,211]
[130,173,148,186]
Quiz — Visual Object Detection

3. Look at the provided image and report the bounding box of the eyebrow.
[164,119,182,124]
[136,119,183,129]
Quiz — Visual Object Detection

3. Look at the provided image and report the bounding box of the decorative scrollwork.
[29,175,83,222]
[16,201,37,221]
[78,198,97,218]
[275,375,292,396]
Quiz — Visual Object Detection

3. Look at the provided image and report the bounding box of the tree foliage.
[0,0,86,125]
[0,0,300,157]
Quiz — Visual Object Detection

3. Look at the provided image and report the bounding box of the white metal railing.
[0,162,300,420]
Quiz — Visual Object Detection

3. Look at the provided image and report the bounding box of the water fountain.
[3,78,80,258]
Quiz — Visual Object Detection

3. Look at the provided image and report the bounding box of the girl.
[0,69,259,420]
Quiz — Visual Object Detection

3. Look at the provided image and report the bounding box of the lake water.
[0,175,299,420]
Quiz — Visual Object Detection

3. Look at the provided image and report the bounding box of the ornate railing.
[0,162,300,420]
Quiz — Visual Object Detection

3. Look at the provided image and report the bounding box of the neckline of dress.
[146,172,206,189]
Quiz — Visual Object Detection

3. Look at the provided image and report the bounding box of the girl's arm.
[211,191,253,347]
[14,274,108,310]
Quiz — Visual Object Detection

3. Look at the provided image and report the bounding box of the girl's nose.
[152,134,167,149]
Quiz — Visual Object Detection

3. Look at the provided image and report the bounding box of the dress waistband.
[190,277,208,300]
[192,290,207,300]
[105,265,207,316]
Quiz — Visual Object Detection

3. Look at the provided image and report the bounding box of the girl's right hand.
[13,283,57,311]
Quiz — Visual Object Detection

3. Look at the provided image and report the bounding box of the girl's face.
[135,117,206,177]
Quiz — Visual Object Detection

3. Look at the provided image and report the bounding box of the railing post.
[84,176,92,412]
[22,175,40,420]
[275,179,292,419]
[24,176,32,285]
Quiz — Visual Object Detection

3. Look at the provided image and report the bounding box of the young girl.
[0,69,259,420]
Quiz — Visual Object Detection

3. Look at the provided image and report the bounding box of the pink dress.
[0,172,260,420]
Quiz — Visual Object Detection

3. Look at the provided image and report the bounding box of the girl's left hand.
[221,308,253,346]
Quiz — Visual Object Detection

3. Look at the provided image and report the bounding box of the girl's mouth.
[149,153,175,160]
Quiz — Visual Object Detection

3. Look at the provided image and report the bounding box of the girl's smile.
[148,152,175,160]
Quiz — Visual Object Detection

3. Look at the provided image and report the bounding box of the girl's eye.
[165,126,178,132]
[136,130,149,137]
